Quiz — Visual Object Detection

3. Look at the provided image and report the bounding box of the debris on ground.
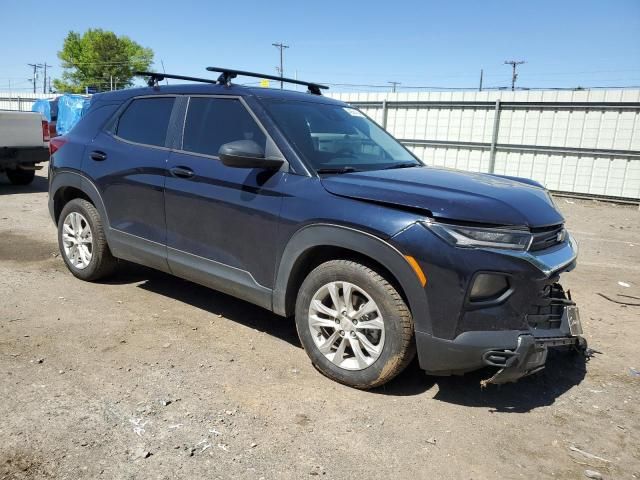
[629,368,640,378]
[597,293,640,306]
[569,446,611,464]
[617,281,631,288]
[133,448,152,460]
[129,418,148,437]
[584,469,603,479]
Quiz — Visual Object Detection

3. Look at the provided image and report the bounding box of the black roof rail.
[135,71,218,87]
[206,67,329,95]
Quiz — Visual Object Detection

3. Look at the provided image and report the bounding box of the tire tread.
[58,198,117,281]
[296,259,415,389]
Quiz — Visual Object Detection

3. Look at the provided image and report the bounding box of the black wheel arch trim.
[272,223,432,334]
[49,170,111,233]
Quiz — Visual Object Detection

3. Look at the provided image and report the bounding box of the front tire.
[58,198,117,281]
[295,260,415,389]
[6,167,35,185]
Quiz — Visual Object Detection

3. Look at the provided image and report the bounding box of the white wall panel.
[331,89,640,200]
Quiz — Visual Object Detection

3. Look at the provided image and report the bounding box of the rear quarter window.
[116,97,175,147]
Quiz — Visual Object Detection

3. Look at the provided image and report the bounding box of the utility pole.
[504,60,525,91]
[388,81,401,93]
[479,68,483,91]
[272,42,289,89]
[27,63,39,94]
[42,62,50,94]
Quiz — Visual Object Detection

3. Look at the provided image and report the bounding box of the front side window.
[116,97,175,147]
[182,97,266,157]
[262,100,420,173]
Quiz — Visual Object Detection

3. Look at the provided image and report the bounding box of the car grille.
[529,224,565,251]
[526,283,572,330]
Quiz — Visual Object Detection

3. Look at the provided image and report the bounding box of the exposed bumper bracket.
[480,335,547,386]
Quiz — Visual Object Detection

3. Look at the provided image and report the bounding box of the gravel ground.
[1,170,639,480]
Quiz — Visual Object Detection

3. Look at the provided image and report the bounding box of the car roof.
[92,83,347,106]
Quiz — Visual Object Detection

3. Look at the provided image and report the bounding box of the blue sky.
[1,0,639,92]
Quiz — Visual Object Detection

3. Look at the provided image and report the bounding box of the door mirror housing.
[218,140,284,169]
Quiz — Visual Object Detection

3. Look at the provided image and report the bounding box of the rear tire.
[6,168,35,185]
[58,198,117,281]
[295,260,415,389]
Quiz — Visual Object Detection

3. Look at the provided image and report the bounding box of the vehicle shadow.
[376,348,588,412]
[0,173,49,195]
[101,262,587,410]
[103,261,302,348]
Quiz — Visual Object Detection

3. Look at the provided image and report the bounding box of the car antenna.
[206,67,329,95]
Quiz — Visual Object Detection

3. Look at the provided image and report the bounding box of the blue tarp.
[31,98,52,122]
[56,94,91,135]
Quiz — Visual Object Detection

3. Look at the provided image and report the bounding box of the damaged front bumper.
[415,286,587,384]
[482,285,587,386]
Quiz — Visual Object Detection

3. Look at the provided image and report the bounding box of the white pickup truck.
[1,111,50,185]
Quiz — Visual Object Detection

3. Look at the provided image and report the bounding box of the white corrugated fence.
[0,93,57,112]
[1,89,639,200]
[329,89,640,201]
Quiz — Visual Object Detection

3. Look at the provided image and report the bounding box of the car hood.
[320,166,564,227]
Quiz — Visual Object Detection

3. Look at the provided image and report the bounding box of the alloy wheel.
[62,212,93,269]
[308,281,385,371]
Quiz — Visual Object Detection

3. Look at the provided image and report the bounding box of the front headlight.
[423,221,533,251]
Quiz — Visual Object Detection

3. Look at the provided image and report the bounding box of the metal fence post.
[488,99,501,173]
[17,97,22,111]
[382,100,388,129]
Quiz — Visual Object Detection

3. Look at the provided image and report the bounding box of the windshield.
[262,100,421,173]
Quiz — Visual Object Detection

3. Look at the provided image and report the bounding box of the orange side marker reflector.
[405,255,427,287]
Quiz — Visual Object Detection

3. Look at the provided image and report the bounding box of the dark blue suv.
[48,70,585,388]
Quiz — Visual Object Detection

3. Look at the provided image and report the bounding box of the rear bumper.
[416,305,586,384]
[0,147,49,169]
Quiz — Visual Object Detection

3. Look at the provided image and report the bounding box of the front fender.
[272,223,431,334]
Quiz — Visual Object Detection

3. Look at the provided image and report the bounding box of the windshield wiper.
[316,166,361,174]
[380,162,420,170]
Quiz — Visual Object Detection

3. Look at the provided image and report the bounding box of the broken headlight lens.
[423,222,533,251]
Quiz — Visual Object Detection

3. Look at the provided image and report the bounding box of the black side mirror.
[218,140,284,169]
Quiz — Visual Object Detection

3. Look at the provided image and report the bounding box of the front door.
[164,96,285,308]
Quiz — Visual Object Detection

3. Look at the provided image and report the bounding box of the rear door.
[85,95,176,271]
[164,95,286,308]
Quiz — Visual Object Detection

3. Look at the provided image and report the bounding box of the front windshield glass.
[262,100,421,173]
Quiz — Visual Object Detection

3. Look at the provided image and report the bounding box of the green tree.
[53,29,154,93]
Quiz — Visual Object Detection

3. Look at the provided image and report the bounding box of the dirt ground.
[0,170,638,480]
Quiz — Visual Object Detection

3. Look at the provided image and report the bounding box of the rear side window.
[182,97,266,157]
[116,97,175,147]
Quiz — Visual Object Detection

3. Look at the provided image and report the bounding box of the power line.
[272,42,289,89]
[504,60,526,91]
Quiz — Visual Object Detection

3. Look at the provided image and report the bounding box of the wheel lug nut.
[339,330,345,337]
[352,319,358,325]
[335,319,340,325]
[350,331,356,338]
